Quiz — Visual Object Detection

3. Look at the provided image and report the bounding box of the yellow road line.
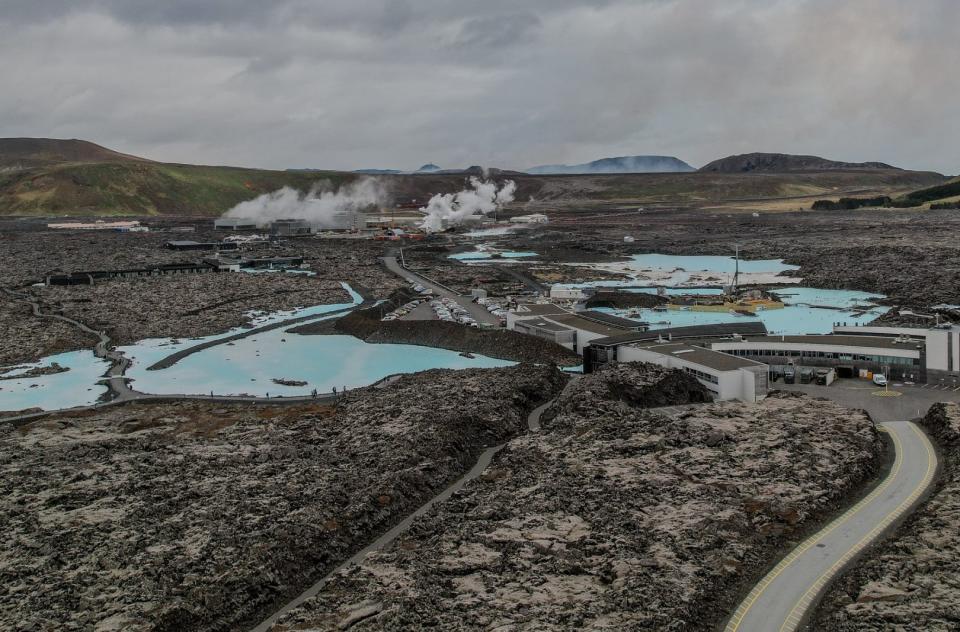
[775,423,935,631]
[725,424,914,632]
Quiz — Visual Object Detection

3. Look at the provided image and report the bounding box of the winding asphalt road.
[725,420,938,632]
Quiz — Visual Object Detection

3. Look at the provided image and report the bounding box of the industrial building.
[584,323,769,401]
[577,318,960,399]
[833,324,960,380]
[164,240,239,252]
[269,219,313,237]
[47,220,144,231]
[620,340,768,402]
[45,263,216,286]
[214,217,259,231]
[507,304,645,354]
[709,334,925,382]
[549,285,593,301]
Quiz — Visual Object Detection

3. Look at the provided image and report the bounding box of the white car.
[872,374,888,386]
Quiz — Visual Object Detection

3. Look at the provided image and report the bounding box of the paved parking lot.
[776,378,960,422]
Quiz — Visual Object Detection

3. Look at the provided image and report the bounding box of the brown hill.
[0,138,149,170]
[0,138,948,217]
[700,152,900,173]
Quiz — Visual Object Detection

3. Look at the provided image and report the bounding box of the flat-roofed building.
[214,217,259,231]
[709,334,925,382]
[620,341,768,402]
[549,285,590,301]
[506,303,634,354]
[546,313,633,354]
[513,318,577,350]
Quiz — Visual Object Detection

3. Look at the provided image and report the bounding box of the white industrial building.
[709,332,926,382]
[214,217,259,231]
[620,341,768,402]
[549,285,591,301]
[507,303,644,354]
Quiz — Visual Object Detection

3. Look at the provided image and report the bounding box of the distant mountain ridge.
[0,138,947,217]
[527,155,695,174]
[699,152,899,173]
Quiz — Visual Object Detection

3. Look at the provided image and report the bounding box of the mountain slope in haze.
[700,152,900,173]
[0,138,947,217]
[527,155,695,174]
[0,138,150,170]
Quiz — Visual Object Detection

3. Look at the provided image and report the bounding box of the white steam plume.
[420,177,517,232]
[222,178,386,228]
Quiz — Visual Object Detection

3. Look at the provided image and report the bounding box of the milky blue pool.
[596,287,887,335]
[557,253,799,288]
[122,330,513,398]
[0,351,111,412]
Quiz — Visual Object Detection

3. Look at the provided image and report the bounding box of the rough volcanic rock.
[301,297,581,367]
[815,403,960,631]
[38,273,352,345]
[584,290,668,309]
[0,364,566,632]
[0,293,96,365]
[273,372,883,631]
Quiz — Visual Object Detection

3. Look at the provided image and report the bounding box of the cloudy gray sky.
[1,0,957,173]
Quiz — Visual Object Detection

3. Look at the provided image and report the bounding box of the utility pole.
[733,244,740,293]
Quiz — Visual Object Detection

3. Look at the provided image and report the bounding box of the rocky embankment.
[272,367,883,631]
[0,364,565,632]
[293,295,582,367]
[815,403,960,631]
[38,273,352,345]
[0,293,96,365]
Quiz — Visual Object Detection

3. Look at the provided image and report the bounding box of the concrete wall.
[711,340,922,382]
[617,346,754,401]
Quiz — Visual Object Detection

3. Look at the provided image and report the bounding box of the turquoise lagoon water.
[596,287,887,335]
[558,253,799,288]
[624,287,725,296]
[123,330,512,397]
[115,280,512,397]
[0,350,111,412]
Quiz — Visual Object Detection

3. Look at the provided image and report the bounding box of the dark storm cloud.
[1,0,957,173]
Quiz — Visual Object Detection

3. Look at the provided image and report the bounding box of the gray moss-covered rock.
[0,364,565,632]
[273,370,882,631]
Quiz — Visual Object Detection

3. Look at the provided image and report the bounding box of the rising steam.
[420,177,517,232]
[222,178,386,227]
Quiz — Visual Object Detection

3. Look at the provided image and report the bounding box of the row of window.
[684,366,719,384]
[722,348,919,366]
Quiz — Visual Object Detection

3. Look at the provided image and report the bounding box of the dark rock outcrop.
[584,290,668,310]
[700,152,899,173]
[0,365,566,632]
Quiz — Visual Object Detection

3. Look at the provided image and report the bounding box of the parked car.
[783,368,796,384]
[873,373,888,386]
